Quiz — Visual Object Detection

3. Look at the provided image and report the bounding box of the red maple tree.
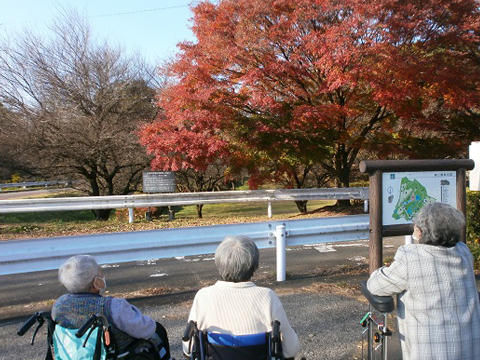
[141,0,480,209]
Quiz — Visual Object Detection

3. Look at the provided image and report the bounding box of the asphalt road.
[0,188,73,200]
[0,238,405,360]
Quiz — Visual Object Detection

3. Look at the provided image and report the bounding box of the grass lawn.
[174,200,335,218]
[0,210,95,224]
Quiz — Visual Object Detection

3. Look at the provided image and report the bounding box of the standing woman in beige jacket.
[367,202,480,360]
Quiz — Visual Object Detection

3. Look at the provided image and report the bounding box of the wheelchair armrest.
[360,280,394,313]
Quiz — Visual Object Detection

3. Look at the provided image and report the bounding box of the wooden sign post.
[359,159,474,273]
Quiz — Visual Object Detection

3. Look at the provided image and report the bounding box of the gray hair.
[413,202,465,248]
[58,255,101,293]
[215,236,259,282]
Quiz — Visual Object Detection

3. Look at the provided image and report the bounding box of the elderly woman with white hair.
[367,202,480,360]
[51,255,170,358]
[184,235,300,358]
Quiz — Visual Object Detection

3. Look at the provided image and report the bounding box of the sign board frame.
[359,159,474,272]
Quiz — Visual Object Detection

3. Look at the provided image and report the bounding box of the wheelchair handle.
[272,320,281,342]
[182,320,197,342]
[17,313,39,336]
[17,311,52,337]
[76,314,98,338]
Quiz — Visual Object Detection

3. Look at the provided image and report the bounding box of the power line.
[0,4,191,26]
[88,4,190,19]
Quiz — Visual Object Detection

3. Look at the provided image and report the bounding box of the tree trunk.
[88,176,114,220]
[335,165,351,208]
[335,199,352,208]
[295,200,308,214]
[92,208,113,221]
[196,204,204,218]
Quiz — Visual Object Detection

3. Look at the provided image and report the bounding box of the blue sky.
[0,0,197,64]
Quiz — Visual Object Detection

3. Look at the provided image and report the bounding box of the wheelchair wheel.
[118,339,162,360]
[119,350,161,360]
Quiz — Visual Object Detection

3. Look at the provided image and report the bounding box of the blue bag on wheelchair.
[53,326,107,360]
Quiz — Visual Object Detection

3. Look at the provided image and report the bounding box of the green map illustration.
[392,177,436,221]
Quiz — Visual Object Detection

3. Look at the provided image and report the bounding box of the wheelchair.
[182,320,287,360]
[359,281,395,360]
[17,311,165,360]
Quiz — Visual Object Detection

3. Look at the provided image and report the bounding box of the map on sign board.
[392,177,436,221]
[382,171,456,225]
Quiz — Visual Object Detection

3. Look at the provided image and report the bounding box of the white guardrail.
[0,187,369,220]
[0,215,369,279]
[0,180,72,190]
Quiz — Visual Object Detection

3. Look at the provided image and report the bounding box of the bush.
[467,190,480,269]
[115,207,158,222]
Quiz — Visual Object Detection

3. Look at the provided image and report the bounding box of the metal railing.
[0,214,369,278]
[0,180,72,190]
[0,187,369,220]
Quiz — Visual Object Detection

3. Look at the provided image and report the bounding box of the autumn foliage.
[140,0,480,191]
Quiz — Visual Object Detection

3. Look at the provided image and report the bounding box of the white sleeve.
[367,246,408,296]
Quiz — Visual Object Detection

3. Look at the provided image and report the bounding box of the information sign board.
[382,171,456,225]
[142,171,175,193]
[469,142,480,191]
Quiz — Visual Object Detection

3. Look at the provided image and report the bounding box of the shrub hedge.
[467,190,480,270]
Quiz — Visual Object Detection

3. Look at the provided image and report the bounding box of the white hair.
[58,255,100,293]
[215,236,259,282]
[414,202,465,247]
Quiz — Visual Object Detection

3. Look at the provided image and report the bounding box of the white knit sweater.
[184,281,300,358]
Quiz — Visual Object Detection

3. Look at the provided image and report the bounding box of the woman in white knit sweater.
[184,235,300,358]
